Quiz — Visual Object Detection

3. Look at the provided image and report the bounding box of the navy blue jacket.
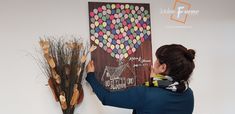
[86,72,194,114]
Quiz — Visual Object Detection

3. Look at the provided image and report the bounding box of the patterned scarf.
[144,74,189,93]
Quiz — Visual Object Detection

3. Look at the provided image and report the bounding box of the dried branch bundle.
[38,36,96,114]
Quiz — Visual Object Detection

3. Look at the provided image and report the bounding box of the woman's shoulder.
[141,86,194,98]
[124,85,194,98]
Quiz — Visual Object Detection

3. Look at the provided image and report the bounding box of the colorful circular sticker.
[90,3,151,60]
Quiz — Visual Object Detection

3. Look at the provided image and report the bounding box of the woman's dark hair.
[155,44,195,81]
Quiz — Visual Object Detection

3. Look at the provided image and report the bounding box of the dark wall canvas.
[88,2,152,91]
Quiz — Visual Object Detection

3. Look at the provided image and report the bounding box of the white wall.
[0,0,235,114]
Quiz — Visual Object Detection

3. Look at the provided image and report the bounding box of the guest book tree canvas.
[88,2,152,91]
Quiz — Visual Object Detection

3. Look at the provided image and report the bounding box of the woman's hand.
[87,60,95,73]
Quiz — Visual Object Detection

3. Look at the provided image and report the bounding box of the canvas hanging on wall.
[88,2,152,91]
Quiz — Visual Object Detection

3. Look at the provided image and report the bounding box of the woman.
[86,44,195,114]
